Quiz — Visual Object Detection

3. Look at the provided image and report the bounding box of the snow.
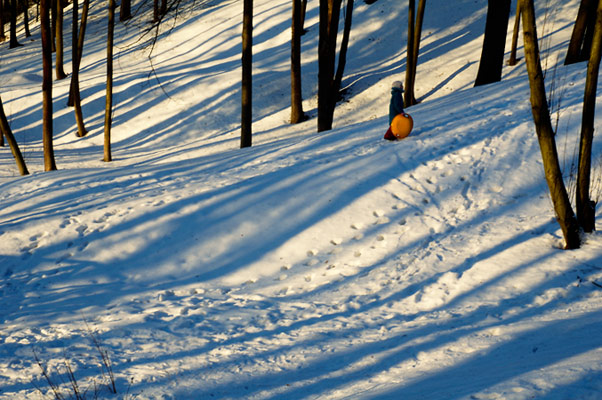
[1,0,602,398]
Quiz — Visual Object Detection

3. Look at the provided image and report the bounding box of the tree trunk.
[41,0,56,171]
[55,0,67,80]
[0,96,29,175]
[291,0,305,124]
[0,0,6,42]
[9,0,22,48]
[475,0,511,86]
[153,0,159,22]
[576,0,602,233]
[521,0,580,249]
[508,1,521,65]
[566,0,597,65]
[404,0,415,107]
[333,0,354,96]
[300,0,308,34]
[120,0,131,21]
[72,0,87,137]
[405,0,425,106]
[317,0,342,132]
[68,0,89,107]
[241,0,252,147]
[23,0,31,37]
[104,0,115,162]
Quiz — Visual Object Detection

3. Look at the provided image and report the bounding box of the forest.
[1,0,602,399]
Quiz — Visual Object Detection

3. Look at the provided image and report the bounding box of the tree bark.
[404,0,415,107]
[317,0,342,132]
[404,0,425,106]
[23,0,31,37]
[9,0,22,48]
[72,0,87,137]
[566,0,597,65]
[68,0,89,107]
[522,0,580,249]
[0,96,29,175]
[104,0,115,162]
[241,0,252,147]
[508,1,521,65]
[475,0,511,86]
[120,0,131,21]
[41,0,57,171]
[291,0,305,124]
[55,0,67,80]
[333,0,354,96]
[0,0,6,42]
[576,0,602,233]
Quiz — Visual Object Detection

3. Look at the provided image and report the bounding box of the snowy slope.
[2,0,602,399]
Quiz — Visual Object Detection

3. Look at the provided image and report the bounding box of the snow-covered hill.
[2,0,602,398]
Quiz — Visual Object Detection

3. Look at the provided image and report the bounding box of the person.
[384,81,404,141]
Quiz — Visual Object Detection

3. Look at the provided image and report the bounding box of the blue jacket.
[389,87,404,124]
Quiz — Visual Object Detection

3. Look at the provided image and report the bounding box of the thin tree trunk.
[120,0,131,21]
[522,0,580,249]
[241,0,252,147]
[317,0,342,132]
[55,0,67,80]
[0,0,6,42]
[291,0,305,124]
[72,0,86,137]
[404,0,415,107]
[41,0,56,171]
[300,0,308,34]
[104,0,115,162]
[508,1,521,66]
[68,0,89,107]
[475,0,511,86]
[23,0,31,37]
[9,0,22,48]
[0,96,29,175]
[576,0,602,233]
[333,0,353,96]
[153,0,159,22]
[566,0,597,65]
[405,0,425,106]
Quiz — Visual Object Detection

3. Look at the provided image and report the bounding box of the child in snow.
[384,80,404,141]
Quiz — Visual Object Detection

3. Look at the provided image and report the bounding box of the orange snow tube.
[391,113,413,139]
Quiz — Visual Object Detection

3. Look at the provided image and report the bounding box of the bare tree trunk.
[300,0,308,34]
[104,0,115,162]
[0,96,29,175]
[475,0,511,86]
[23,0,31,37]
[41,0,56,171]
[68,0,89,107]
[72,0,86,137]
[404,0,415,107]
[9,0,22,48]
[241,0,252,147]
[0,0,6,42]
[317,0,342,132]
[508,0,521,65]
[55,0,67,80]
[521,0,580,249]
[566,0,597,65]
[333,0,354,96]
[404,0,425,106]
[576,0,602,233]
[291,0,305,124]
[153,0,159,22]
[120,0,131,21]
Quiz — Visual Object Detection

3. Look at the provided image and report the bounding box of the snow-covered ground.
[2,0,602,398]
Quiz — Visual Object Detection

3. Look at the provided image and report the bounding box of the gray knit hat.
[392,81,403,90]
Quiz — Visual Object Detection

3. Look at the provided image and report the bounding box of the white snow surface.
[2,0,602,398]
